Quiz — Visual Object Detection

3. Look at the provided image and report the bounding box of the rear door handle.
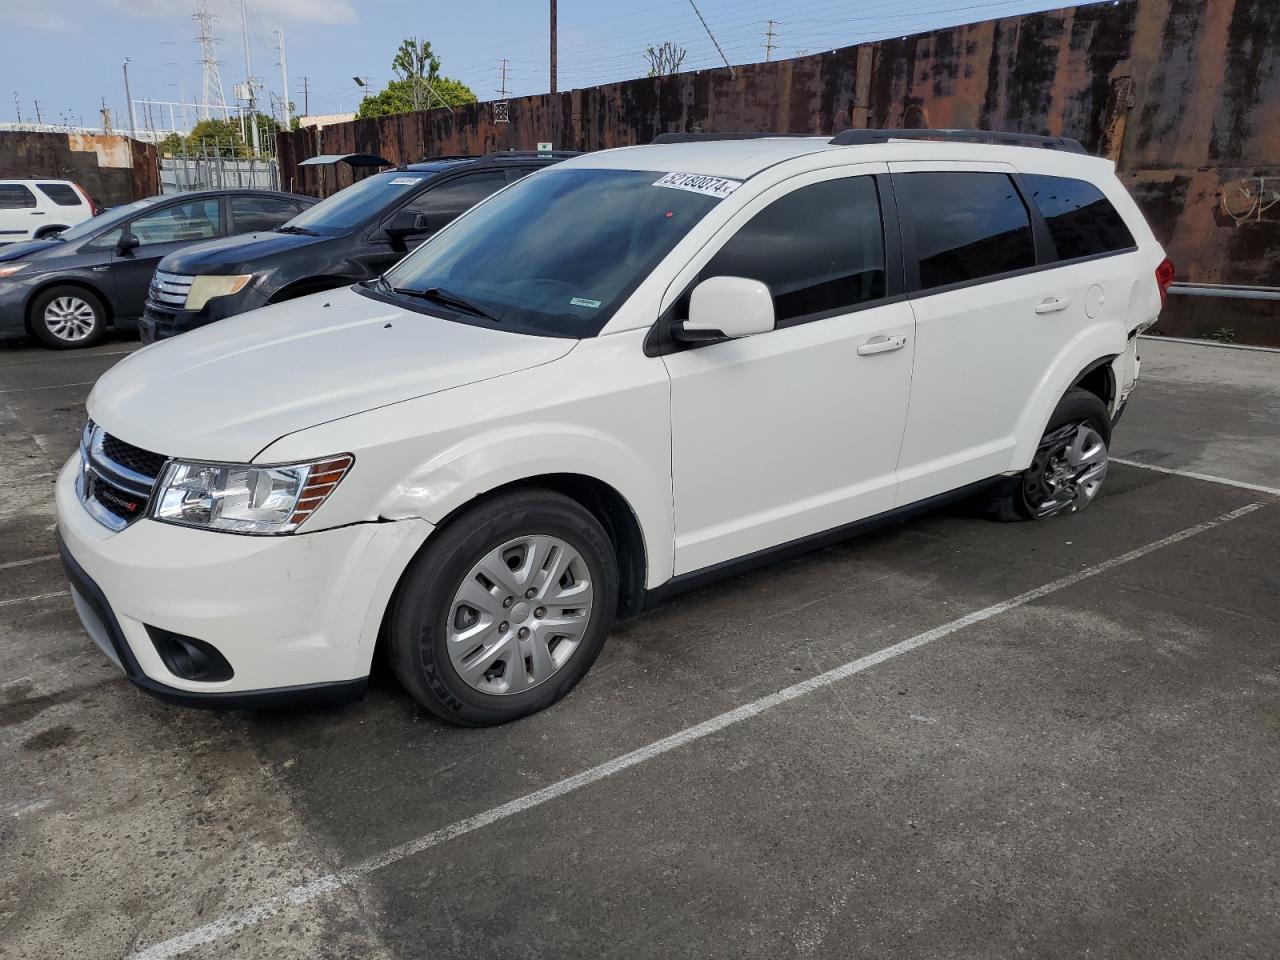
[857,335,908,356]
[1035,296,1071,315]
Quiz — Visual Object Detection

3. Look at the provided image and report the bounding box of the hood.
[88,285,576,462]
[159,229,330,274]
[0,238,65,262]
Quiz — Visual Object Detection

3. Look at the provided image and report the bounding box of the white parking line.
[126,501,1267,960]
[0,554,58,571]
[0,590,69,608]
[1112,457,1280,497]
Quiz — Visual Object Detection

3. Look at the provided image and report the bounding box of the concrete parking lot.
[1,332,1277,960]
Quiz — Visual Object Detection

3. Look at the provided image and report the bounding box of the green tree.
[185,118,247,157]
[357,77,476,118]
[356,36,476,118]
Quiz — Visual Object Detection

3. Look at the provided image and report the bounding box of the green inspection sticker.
[570,297,602,308]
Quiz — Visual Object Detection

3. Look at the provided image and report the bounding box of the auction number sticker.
[389,176,422,185]
[652,172,742,199]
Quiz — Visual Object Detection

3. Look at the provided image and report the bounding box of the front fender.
[378,423,673,587]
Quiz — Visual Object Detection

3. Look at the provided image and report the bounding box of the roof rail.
[412,150,582,165]
[829,128,1088,154]
[651,132,812,144]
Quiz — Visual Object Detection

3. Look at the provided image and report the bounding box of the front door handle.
[1035,296,1071,315]
[857,335,908,356]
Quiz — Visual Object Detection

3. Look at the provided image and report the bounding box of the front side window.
[230,195,300,233]
[0,184,36,209]
[403,172,509,231]
[898,172,1035,291]
[382,168,725,338]
[1023,174,1136,261]
[130,198,221,245]
[700,176,886,325]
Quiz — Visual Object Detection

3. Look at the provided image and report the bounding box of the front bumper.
[0,276,34,336]
[140,286,270,343]
[54,453,432,707]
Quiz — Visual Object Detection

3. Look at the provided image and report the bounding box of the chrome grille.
[148,271,194,310]
[77,421,168,531]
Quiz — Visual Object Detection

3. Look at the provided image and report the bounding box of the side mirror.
[386,209,431,238]
[117,232,140,255]
[674,276,775,342]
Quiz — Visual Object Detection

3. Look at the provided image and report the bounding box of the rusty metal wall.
[0,131,160,206]
[277,0,1280,336]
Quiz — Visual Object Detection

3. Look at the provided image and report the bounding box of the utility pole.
[549,0,557,94]
[122,58,136,138]
[13,92,20,124]
[688,1,735,79]
[300,76,309,116]
[764,20,778,61]
[498,59,509,98]
[277,30,291,127]
[34,100,43,124]
[100,97,112,134]
[240,0,260,155]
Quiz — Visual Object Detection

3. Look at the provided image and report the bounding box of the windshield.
[284,171,435,234]
[382,168,725,337]
[55,196,164,243]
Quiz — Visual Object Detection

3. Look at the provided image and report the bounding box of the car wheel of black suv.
[980,387,1112,522]
[388,489,619,726]
[30,285,107,349]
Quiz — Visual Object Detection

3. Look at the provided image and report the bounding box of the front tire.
[30,285,107,349]
[982,387,1112,521]
[388,489,619,726]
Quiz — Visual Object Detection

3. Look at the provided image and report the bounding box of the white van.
[56,130,1171,724]
[0,179,98,243]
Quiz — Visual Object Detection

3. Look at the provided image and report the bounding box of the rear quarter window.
[37,183,84,207]
[1022,174,1136,261]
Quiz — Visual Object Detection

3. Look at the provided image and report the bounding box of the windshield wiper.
[275,224,317,236]
[392,285,503,323]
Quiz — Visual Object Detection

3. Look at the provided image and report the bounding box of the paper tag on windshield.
[652,172,742,199]
[389,176,422,185]
[570,297,601,309]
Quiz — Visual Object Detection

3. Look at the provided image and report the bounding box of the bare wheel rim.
[43,296,98,342]
[1023,421,1108,519]
[446,534,594,696]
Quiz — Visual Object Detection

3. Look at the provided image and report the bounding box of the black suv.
[141,151,577,342]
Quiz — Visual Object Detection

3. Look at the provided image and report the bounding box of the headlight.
[185,274,253,311]
[0,262,28,278]
[151,455,353,535]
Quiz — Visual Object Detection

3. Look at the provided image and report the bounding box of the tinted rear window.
[1023,174,1135,261]
[37,183,83,206]
[897,172,1035,291]
[700,175,886,325]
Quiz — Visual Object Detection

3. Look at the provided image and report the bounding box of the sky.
[0,0,1109,132]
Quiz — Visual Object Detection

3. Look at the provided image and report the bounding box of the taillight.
[73,183,101,216]
[1155,257,1175,308]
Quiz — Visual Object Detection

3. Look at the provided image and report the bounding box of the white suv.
[55,130,1171,724]
[0,179,98,243]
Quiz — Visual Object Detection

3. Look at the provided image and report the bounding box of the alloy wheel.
[43,296,98,342]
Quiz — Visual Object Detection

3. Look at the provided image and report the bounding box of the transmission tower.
[194,0,229,121]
